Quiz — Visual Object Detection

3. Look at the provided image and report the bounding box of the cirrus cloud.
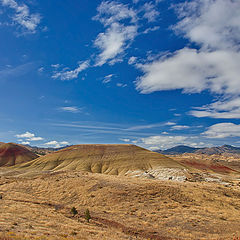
[1,0,41,33]
[52,61,89,81]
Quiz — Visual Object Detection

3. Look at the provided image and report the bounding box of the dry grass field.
[1,144,240,239]
[1,169,240,240]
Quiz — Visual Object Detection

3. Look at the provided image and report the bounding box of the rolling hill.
[0,143,38,167]
[17,144,187,180]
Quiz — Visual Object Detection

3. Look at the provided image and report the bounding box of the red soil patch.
[181,160,237,174]
[0,143,38,167]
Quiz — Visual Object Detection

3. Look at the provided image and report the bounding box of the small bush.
[0,194,2,199]
[71,207,78,216]
[85,209,91,223]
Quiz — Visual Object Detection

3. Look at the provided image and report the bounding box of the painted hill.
[17,144,187,180]
[0,143,38,167]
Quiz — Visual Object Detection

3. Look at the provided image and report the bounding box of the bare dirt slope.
[0,143,38,167]
[0,170,240,240]
[15,144,187,180]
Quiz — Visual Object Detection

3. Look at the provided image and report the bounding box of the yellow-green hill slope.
[17,144,186,179]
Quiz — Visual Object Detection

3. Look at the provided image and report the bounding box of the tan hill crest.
[17,144,187,180]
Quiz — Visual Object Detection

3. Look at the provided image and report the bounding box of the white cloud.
[142,26,160,34]
[136,48,240,94]
[94,1,138,66]
[140,135,188,149]
[190,97,240,119]
[1,0,41,33]
[127,122,164,131]
[93,1,137,26]
[16,131,34,139]
[139,134,211,149]
[38,67,44,73]
[20,141,30,145]
[52,61,89,80]
[30,137,44,141]
[141,2,159,22]
[128,56,137,65]
[135,0,240,119]
[15,131,43,141]
[171,125,190,130]
[102,74,114,84]
[116,82,127,88]
[44,140,69,148]
[203,123,240,139]
[59,106,81,113]
[94,22,137,66]
[174,0,240,50]
[164,121,176,126]
[149,146,160,151]
[51,64,60,68]
[120,138,130,142]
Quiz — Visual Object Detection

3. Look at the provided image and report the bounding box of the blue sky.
[0,0,240,149]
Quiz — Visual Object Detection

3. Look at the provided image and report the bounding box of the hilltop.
[0,143,38,167]
[16,144,187,180]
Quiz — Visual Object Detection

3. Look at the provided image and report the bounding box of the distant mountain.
[23,145,71,156]
[155,144,240,155]
[155,145,203,155]
[195,145,240,155]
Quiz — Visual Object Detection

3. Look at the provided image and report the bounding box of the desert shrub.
[0,194,2,199]
[71,207,78,216]
[71,231,77,236]
[85,208,91,223]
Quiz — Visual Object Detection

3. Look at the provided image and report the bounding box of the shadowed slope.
[0,143,38,167]
[17,144,186,177]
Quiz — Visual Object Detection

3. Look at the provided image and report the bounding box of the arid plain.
[0,143,240,240]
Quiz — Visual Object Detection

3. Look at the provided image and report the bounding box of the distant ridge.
[0,143,38,167]
[155,144,240,155]
[24,144,71,156]
[156,145,203,155]
[195,145,240,155]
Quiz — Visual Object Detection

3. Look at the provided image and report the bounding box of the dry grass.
[1,169,240,239]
